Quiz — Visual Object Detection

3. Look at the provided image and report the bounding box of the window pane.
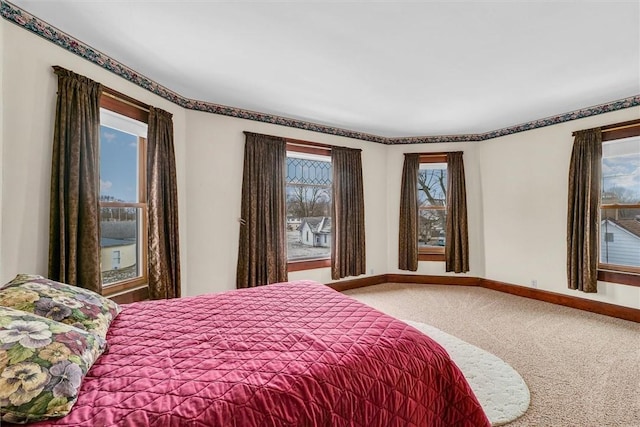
[100,125,140,203]
[418,164,447,207]
[600,208,640,268]
[602,136,640,205]
[100,208,141,285]
[286,155,332,261]
[418,209,446,248]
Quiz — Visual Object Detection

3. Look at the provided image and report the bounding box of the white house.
[100,238,136,272]
[100,221,138,272]
[600,218,640,268]
[286,216,302,231]
[300,217,332,248]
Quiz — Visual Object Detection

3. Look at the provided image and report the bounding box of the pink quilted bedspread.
[30,280,489,426]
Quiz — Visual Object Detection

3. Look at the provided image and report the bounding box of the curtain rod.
[572,119,640,136]
[285,137,332,150]
[409,151,462,156]
[602,123,640,133]
[102,89,150,113]
[243,132,361,151]
[52,66,151,113]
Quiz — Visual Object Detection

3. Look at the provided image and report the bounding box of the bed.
[1,277,489,426]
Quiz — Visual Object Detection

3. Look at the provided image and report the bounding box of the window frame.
[597,119,640,287]
[285,139,333,272]
[417,153,448,262]
[99,90,150,296]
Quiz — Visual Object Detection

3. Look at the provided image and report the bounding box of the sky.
[602,151,640,204]
[100,125,139,202]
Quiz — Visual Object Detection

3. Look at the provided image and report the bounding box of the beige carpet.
[344,283,640,427]
[406,320,530,426]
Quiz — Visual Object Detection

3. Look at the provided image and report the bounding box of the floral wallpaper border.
[2,1,639,145]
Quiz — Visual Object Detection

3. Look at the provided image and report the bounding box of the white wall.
[1,23,189,294]
[479,108,640,309]
[0,18,5,279]
[2,19,638,309]
[1,20,388,297]
[184,110,389,296]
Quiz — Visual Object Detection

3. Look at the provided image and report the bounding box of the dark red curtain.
[48,66,102,293]
[567,128,602,293]
[331,147,366,280]
[398,153,419,271]
[445,152,469,273]
[147,107,181,299]
[236,132,288,288]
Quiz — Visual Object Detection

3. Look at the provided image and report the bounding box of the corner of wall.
[384,142,487,278]
[476,108,640,309]
[0,17,5,279]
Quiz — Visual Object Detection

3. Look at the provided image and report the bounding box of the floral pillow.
[0,274,121,340]
[0,306,106,423]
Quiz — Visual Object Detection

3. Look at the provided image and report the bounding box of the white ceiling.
[10,0,640,138]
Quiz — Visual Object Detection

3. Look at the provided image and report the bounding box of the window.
[599,121,640,282]
[99,93,148,294]
[112,250,121,269]
[418,154,448,260]
[285,142,332,271]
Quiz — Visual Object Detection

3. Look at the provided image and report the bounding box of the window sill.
[418,253,445,262]
[598,270,640,287]
[288,258,331,272]
[102,276,147,297]
[106,285,149,304]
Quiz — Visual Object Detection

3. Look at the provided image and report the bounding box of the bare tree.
[602,186,640,220]
[287,185,330,218]
[417,169,447,245]
[418,169,446,206]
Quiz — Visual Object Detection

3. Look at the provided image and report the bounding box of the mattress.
[27,280,489,426]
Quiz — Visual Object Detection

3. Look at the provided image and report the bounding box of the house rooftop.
[100,238,135,248]
[606,217,640,239]
[302,217,332,234]
[101,221,137,240]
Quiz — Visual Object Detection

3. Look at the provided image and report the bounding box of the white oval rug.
[405,320,530,426]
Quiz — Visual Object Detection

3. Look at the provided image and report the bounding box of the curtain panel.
[445,152,469,273]
[567,128,602,293]
[147,107,182,299]
[331,147,366,280]
[48,66,102,293]
[236,132,288,288]
[398,153,420,271]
